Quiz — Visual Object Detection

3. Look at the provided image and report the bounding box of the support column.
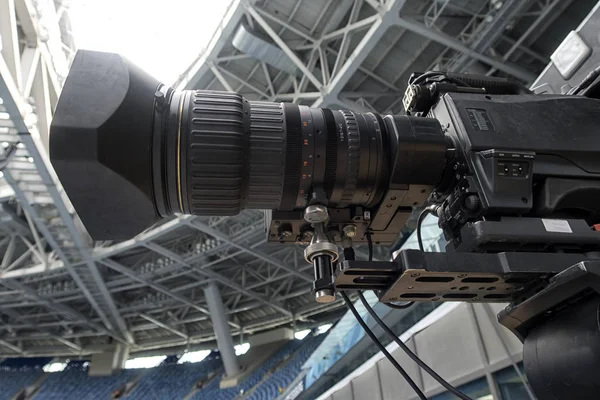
[204,282,240,377]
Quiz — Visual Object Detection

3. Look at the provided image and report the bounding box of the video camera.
[50,50,600,399]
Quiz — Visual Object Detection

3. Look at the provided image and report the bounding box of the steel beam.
[262,62,275,96]
[100,259,208,316]
[0,338,21,354]
[450,0,535,73]
[394,17,536,82]
[331,0,364,78]
[209,63,234,91]
[187,220,312,283]
[249,4,316,43]
[54,336,82,352]
[487,0,562,76]
[0,279,115,338]
[313,0,407,107]
[321,14,378,43]
[140,314,188,339]
[145,242,293,317]
[245,3,323,90]
[0,0,22,89]
[20,47,40,98]
[218,66,270,98]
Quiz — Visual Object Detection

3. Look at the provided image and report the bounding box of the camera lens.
[154,91,390,217]
[51,51,391,240]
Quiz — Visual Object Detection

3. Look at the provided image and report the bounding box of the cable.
[340,291,427,400]
[358,292,473,400]
[444,76,471,87]
[417,209,429,252]
[417,205,439,252]
[411,71,442,85]
[410,71,471,87]
[366,230,373,261]
[567,65,600,95]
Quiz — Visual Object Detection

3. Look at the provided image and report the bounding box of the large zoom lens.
[50,50,446,240]
[153,92,389,216]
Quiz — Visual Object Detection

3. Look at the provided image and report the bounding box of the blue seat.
[0,369,44,400]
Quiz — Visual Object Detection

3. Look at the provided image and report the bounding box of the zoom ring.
[340,110,360,206]
[246,101,286,209]
[185,91,246,215]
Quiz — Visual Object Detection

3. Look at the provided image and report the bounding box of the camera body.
[431,92,600,251]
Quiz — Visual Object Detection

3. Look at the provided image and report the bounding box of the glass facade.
[431,377,492,400]
[431,363,535,400]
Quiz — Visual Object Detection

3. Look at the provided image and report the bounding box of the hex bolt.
[343,224,357,238]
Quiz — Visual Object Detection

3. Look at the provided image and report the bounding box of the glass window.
[431,377,492,400]
[495,363,536,400]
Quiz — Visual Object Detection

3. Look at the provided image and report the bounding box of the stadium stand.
[34,361,138,400]
[191,336,317,400]
[0,370,45,400]
[0,333,323,400]
[0,358,51,400]
[245,334,325,400]
[128,353,222,400]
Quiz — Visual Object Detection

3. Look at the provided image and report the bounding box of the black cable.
[411,71,441,85]
[567,65,600,95]
[366,230,373,262]
[416,208,430,252]
[444,76,471,87]
[358,292,473,400]
[340,291,427,400]
[410,71,471,87]
[567,67,600,95]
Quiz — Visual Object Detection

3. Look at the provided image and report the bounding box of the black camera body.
[430,92,600,251]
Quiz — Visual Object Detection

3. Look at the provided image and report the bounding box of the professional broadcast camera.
[50,50,600,399]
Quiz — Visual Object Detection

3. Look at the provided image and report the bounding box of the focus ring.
[246,101,285,209]
[340,110,360,207]
[280,103,302,210]
[184,90,245,215]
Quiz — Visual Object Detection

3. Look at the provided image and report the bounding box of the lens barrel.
[50,50,444,240]
[151,89,391,220]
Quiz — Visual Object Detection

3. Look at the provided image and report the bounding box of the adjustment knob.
[464,195,481,211]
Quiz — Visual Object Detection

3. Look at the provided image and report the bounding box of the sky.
[67,0,235,84]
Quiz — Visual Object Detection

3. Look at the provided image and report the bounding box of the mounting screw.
[432,297,440,301]
[457,274,467,278]
[279,230,293,238]
[410,273,420,278]
[343,224,357,238]
[304,205,329,223]
[389,297,398,301]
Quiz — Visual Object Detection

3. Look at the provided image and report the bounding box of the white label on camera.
[542,219,572,233]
